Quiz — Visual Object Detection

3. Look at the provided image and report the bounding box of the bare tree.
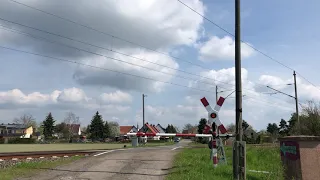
[13,114,37,128]
[63,112,80,139]
[183,123,194,131]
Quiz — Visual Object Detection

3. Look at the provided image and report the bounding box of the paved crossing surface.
[17,140,190,180]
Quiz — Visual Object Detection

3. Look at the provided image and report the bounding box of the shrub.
[8,138,36,144]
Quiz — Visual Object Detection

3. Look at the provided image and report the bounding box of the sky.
[1,0,320,131]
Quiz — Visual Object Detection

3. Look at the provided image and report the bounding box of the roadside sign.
[280,141,300,161]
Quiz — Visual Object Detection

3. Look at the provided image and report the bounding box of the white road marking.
[171,146,182,151]
[93,150,115,157]
[248,170,271,174]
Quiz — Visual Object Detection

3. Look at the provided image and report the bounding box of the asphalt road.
[17,140,190,180]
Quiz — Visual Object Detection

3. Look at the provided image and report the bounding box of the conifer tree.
[42,112,56,140]
[89,111,104,140]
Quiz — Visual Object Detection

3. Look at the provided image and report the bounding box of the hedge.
[7,138,36,144]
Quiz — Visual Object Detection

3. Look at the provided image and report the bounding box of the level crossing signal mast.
[127,96,232,168]
[200,96,229,167]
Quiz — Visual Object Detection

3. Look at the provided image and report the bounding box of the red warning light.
[210,113,217,118]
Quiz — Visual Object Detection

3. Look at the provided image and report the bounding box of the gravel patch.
[0,157,65,169]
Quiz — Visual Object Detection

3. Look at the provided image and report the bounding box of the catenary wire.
[0,18,285,99]
[177,0,320,92]
[0,45,298,111]
[5,0,278,89]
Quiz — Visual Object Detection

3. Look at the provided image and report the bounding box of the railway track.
[0,150,102,161]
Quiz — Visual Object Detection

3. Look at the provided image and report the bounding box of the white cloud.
[0,88,131,112]
[197,36,255,61]
[0,0,205,92]
[100,90,132,104]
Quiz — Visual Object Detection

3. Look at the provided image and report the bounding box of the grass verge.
[166,144,283,180]
[0,156,83,180]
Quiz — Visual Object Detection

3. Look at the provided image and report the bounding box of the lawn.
[0,156,83,180]
[166,144,283,180]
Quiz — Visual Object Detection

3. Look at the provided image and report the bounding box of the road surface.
[17,140,190,180]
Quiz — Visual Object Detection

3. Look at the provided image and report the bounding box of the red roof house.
[119,126,138,135]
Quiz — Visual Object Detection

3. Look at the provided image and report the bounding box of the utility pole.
[233,0,246,179]
[142,94,146,126]
[293,71,300,133]
[266,71,300,133]
[216,86,218,103]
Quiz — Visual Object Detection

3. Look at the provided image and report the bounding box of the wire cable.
[0,19,237,88]
[177,0,320,92]
[0,24,232,90]
[6,0,276,89]
[0,45,216,93]
[0,18,284,98]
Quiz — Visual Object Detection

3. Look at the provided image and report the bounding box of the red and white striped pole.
[127,132,232,137]
[211,123,218,168]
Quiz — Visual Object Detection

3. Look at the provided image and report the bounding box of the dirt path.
[16,141,189,180]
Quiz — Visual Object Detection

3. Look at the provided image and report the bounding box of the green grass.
[0,143,132,153]
[166,144,284,180]
[0,156,83,180]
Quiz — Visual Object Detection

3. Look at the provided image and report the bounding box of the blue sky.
[0,0,319,132]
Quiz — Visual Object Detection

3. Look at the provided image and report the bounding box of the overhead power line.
[0,23,232,90]
[0,25,292,104]
[177,0,320,92]
[0,45,296,111]
[6,0,274,90]
[0,45,214,93]
[0,18,273,96]
[0,23,287,103]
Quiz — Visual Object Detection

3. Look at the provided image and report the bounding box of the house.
[155,124,166,133]
[66,124,81,136]
[120,125,138,137]
[139,122,162,140]
[0,123,33,139]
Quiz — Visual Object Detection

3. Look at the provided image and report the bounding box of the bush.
[8,138,36,144]
[0,138,5,144]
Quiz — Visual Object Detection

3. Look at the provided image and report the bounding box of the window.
[8,130,12,134]
[0,130,3,134]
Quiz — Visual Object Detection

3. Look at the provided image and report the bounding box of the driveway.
[17,140,190,180]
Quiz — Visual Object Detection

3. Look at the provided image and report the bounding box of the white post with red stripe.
[200,96,228,168]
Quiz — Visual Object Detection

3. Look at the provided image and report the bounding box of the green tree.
[197,118,207,134]
[104,121,111,138]
[266,123,278,134]
[279,119,289,136]
[197,118,208,144]
[242,120,250,131]
[42,112,56,140]
[89,111,105,140]
[55,122,69,138]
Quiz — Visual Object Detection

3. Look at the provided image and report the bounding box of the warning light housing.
[210,112,217,118]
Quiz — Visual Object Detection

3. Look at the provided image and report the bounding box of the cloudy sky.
[1,0,320,131]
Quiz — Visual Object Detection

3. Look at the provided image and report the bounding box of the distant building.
[120,125,138,136]
[66,124,81,136]
[0,123,33,138]
[139,122,162,140]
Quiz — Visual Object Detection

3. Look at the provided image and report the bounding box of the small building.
[66,124,81,136]
[0,123,34,139]
[139,122,162,140]
[120,125,138,139]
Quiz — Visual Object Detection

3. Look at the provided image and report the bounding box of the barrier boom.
[127,132,233,137]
